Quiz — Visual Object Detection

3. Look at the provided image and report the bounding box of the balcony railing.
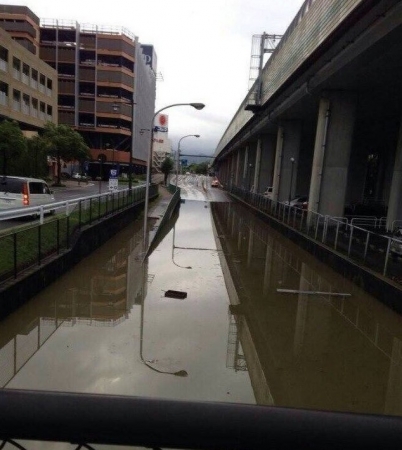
[0,94,8,107]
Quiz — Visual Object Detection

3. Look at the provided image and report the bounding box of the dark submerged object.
[164,290,187,299]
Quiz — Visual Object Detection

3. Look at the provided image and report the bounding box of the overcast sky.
[3,0,305,156]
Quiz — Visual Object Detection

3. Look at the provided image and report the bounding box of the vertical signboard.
[109,168,119,192]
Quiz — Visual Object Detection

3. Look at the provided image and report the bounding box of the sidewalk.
[148,184,173,218]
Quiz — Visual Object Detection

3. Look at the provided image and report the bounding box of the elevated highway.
[214,0,402,231]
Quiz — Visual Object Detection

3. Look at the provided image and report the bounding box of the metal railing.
[1,388,402,449]
[0,185,158,285]
[230,187,402,284]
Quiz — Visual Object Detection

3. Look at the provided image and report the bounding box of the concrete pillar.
[309,93,357,217]
[235,149,241,187]
[242,146,249,189]
[272,126,284,202]
[386,116,402,231]
[252,138,262,193]
[247,142,257,191]
[278,121,302,202]
[259,134,277,193]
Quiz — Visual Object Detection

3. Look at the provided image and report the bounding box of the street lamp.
[288,157,295,205]
[143,103,205,248]
[175,134,200,189]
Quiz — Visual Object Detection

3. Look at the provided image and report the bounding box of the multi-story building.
[0,11,58,135]
[0,5,157,177]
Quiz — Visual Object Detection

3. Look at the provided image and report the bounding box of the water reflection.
[2,195,402,417]
[0,222,149,388]
[1,200,253,406]
[210,201,402,415]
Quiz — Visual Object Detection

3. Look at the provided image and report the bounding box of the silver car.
[390,228,402,259]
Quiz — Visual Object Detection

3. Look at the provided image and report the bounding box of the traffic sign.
[109,178,118,192]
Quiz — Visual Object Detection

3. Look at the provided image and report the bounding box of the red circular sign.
[159,114,167,126]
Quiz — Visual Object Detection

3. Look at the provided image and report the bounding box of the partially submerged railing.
[230,187,401,283]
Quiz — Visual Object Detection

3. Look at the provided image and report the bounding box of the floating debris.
[164,290,187,299]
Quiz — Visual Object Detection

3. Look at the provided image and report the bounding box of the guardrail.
[230,187,401,284]
[2,388,402,449]
[0,185,158,285]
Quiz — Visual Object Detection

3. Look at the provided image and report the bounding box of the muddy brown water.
[2,185,402,447]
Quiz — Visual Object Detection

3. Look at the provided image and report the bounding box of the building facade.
[0,5,157,178]
[0,26,58,134]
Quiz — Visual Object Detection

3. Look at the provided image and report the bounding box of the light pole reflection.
[171,225,192,269]
[139,261,188,377]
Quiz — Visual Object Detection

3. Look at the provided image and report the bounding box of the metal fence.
[0,185,158,284]
[230,186,402,284]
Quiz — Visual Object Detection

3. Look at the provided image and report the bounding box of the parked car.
[390,228,402,259]
[211,179,220,187]
[0,176,55,210]
[284,195,308,209]
[263,187,273,199]
[72,173,88,181]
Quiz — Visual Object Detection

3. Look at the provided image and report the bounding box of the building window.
[12,57,21,80]
[22,93,30,114]
[46,78,52,97]
[13,89,21,111]
[22,63,30,85]
[47,104,53,121]
[31,97,38,117]
[39,73,46,93]
[0,45,8,72]
[31,69,38,89]
[39,101,45,120]
[0,81,8,106]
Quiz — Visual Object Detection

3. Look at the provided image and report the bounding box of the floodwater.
[2,175,402,447]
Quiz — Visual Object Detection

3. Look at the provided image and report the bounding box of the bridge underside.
[215,0,402,230]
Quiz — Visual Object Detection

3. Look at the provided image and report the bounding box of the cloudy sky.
[3,0,305,156]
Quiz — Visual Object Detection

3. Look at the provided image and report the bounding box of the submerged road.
[1,175,402,448]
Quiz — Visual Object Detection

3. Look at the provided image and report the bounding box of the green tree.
[42,123,91,185]
[160,156,174,185]
[25,135,49,178]
[0,120,27,176]
[194,161,209,175]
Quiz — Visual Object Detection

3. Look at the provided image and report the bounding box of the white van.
[0,176,55,210]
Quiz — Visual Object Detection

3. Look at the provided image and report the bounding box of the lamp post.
[175,134,200,189]
[288,157,295,205]
[98,156,103,194]
[143,103,205,248]
[128,96,136,191]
